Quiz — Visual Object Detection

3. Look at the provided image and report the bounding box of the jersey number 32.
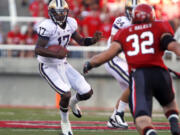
[126,31,154,56]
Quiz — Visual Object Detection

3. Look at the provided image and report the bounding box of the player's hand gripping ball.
[48,45,68,59]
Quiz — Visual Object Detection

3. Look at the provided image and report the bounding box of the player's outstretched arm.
[83,41,122,74]
[71,31,102,46]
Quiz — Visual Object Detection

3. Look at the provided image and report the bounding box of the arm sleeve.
[159,21,174,36]
[113,29,123,43]
[158,21,175,50]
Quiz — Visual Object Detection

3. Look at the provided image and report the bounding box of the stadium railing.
[0,44,178,60]
[0,44,107,52]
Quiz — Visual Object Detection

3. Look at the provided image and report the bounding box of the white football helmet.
[48,0,69,27]
[125,0,140,20]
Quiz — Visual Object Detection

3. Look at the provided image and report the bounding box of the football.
[47,45,67,53]
[47,45,68,58]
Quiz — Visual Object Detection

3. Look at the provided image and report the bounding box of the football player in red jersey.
[83,4,180,135]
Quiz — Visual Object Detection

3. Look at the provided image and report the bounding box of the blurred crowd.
[0,0,180,58]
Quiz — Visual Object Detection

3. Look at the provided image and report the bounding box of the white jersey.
[36,17,78,64]
[107,16,131,47]
[105,16,131,90]
[107,16,131,61]
[37,17,91,93]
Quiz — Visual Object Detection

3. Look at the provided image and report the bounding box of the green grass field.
[0,107,172,135]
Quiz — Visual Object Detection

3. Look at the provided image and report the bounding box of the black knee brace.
[76,89,93,101]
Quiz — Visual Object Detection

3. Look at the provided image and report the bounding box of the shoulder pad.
[111,16,131,36]
[36,19,56,38]
[113,16,131,29]
[67,17,78,33]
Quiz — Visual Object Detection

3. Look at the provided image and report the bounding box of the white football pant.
[104,56,129,91]
[39,62,91,95]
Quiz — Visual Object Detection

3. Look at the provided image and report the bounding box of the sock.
[70,94,80,105]
[60,110,69,123]
[168,114,180,135]
[117,100,127,113]
[143,127,157,135]
[165,110,180,135]
[146,129,157,135]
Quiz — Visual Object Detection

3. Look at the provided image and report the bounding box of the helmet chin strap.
[57,17,66,25]
[49,12,66,27]
[56,16,67,28]
[57,21,63,26]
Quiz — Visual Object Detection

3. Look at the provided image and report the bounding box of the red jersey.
[114,20,174,72]
[83,15,101,37]
[7,31,24,44]
[99,23,112,40]
[29,1,48,18]
[23,34,37,45]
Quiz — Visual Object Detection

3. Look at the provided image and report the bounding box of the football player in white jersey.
[34,0,102,135]
[104,0,139,129]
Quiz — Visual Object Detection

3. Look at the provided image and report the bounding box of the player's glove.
[83,61,92,74]
[92,31,102,42]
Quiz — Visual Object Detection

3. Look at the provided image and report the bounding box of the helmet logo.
[137,12,146,19]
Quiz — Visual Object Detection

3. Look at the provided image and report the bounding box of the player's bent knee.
[77,89,93,101]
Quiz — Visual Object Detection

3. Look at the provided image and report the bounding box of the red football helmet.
[132,3,155,24]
